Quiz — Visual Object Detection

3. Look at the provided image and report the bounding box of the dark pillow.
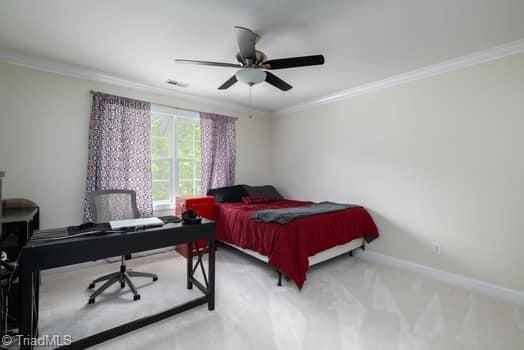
[243,185,284,201]
[207,185,248,203]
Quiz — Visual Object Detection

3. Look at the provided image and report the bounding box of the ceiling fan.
[175,26,325,91]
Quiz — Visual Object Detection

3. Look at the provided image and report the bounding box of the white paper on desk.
[109,217,164,230]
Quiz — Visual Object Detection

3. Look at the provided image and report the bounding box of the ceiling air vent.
[166,79,189,88]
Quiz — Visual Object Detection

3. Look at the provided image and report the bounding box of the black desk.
[18,221,215,349]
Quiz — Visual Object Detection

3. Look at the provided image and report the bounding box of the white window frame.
[151,105,200,210]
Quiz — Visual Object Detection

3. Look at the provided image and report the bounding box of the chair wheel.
[88,298,95,304]
[133,294,141,301]
[88,283,95,289]
[120,282,125,288]
[153,276,158,281]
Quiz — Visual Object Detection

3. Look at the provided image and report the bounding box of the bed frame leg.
[277,271,282,286]
[361,243,365,251]
[349,250,353,257]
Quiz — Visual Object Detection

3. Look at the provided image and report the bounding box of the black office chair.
[87,189,158,304]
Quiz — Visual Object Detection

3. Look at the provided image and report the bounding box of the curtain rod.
[89,90,204,115]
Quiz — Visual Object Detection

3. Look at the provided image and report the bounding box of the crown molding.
[2,39,522,117]
[0,49,271,116]
[274,38,524,116]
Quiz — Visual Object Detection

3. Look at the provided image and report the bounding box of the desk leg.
[208,239,215,311]
[26,221,30,242]
[33,271,40,335]
[186,242,193,290]
[19,267,34,349]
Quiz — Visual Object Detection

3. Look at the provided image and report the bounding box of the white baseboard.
[354,249,524,307]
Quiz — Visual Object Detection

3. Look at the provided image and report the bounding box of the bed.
[211,186,379,288]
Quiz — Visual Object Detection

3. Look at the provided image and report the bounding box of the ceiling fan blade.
[218,75,238,90]
[174,59,241,68]
[262,55,325,69]
[265,71,292,91]
[234,26,258,61]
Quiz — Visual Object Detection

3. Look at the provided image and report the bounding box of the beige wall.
[0,62,273,228]
[272,53,524,292]
[2,53,523,292]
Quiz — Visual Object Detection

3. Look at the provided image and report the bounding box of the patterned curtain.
[200,113,237,195]
[84,92,153,221]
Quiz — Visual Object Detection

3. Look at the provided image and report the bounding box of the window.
[176,119,202,197]
[151,106,201,207]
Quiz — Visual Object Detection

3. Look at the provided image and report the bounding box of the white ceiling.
[0,0,523,113]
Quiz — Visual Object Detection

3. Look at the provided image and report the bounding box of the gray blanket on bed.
[251,201,360,224]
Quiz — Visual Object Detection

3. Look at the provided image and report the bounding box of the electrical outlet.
[432,242,441,255]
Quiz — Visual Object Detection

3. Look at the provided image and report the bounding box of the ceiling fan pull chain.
[249,86,253,118]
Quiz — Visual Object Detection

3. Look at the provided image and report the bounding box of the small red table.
[175,196,215,257]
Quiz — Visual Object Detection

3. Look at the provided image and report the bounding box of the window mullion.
[192,125,196,195]
[172,117,179,204]
[171,116,178,205]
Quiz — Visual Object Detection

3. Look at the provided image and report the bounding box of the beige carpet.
[34,247,524,349]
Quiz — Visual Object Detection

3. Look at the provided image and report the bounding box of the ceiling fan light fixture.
[235,68,266,86]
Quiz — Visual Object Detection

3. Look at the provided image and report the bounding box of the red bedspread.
[215,200,379,288]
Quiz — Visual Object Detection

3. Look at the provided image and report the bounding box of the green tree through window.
[151,114,202,205]
[176,120,202,197]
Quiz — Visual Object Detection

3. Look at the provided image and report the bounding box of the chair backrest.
[90,189,139,223]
